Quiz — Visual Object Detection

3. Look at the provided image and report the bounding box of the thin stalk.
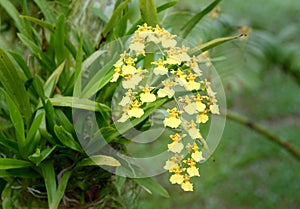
[225,110,300,162]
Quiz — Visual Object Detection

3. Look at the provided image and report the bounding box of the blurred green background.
[139,0,300,208]
[1,0,299,208]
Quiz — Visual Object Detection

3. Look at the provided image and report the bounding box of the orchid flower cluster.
[110,24,220,191]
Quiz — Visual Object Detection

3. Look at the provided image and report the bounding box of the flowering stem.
[138,0,158,69]
[225,110,300,162]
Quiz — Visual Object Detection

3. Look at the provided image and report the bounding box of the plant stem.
[138,0,158,69]
[225,110,300,162]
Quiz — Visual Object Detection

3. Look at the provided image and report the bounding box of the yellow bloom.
[122,72,143,89]
[163,160,177,170]
[170,174,184,185]
[185,73,200,91]
[165,56,181,65]
[210,104,220,114]
[122,65,137,75]
[161,35,177,48]
[140,86,156,103]
[152,58,168,75]
[193,94,206,112]
[127,100,144,118]
[164,108,182,128]
[168,141,184,153]
[117,112,129,122]
[191,150,205,162]
[119,90,135,106]
[185,120,202,139]
[111,67,121,82]
[183,102,198,115]
[181,176,193,191]
[172,69,187,86]
[187,166,200,177]
[157,80,175,98]
[129,37,145,55]
[196,113,209,124]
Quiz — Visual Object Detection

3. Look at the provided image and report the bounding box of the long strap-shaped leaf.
[189,34,244,55]
[0,48,32,127]
[40,161,72,209]
[180,0,222,38]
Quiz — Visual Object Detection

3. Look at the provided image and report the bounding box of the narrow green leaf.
[20,15,77,59]
[127,1,177,35]
[0,159,32,170]
[134,177,169,198]
[33,0,56,23]
[102,0,130,37]
[90,7,109,23]
[54,15,66,65]
[189,34,243,55]
[54,109,74,133]
[42,96,110,112]
[0,135,18,154]
[40,161,56,209]
[20,15,55,32]
[138,0,158,27]
[0,0,24,34]
[54,171,72,209]
[0,168,39,178]
[17,33,53,69]
[77,155,121,167]
[54,125,83,152]
[9,51,32,79]
[0,48,32,126]
[80,53,118,98]
[28,146,56,166]
[66,33,83,95]
[44,61,65,97]
[180,0,222,38]
[1,89,26,154]
[26,112,45,154]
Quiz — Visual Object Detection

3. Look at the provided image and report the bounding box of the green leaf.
[55,171,72,209]
[26,112,44,154]
[9,51,32,79]
[80,51,118,98]
[66,33,83,95]
[40,161,57,209]
[0,48,32,127]
[138,0,158,27]
[44,61,65,97]
[0,158,32,170]
[17,33,53,69]
[20,15,55,32]
[134,177,169,198]
[180,0,222,38]
[33,0,56,23]
[0,0,25,34]
[102,0,130,37]
[189,34,243,55]
[90,7,109,23]
[20,15,77,58]
[28,146,56,166]
[54,125,83,152]
[77,155,121,167]
[0,168,39,178]
[47,96,110,112]
[1,89,26,155]
[127,1,178,35]
[54,15,66,65]
[0,136,18,154]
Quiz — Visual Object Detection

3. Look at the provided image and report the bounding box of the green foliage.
[0,0,265,208]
